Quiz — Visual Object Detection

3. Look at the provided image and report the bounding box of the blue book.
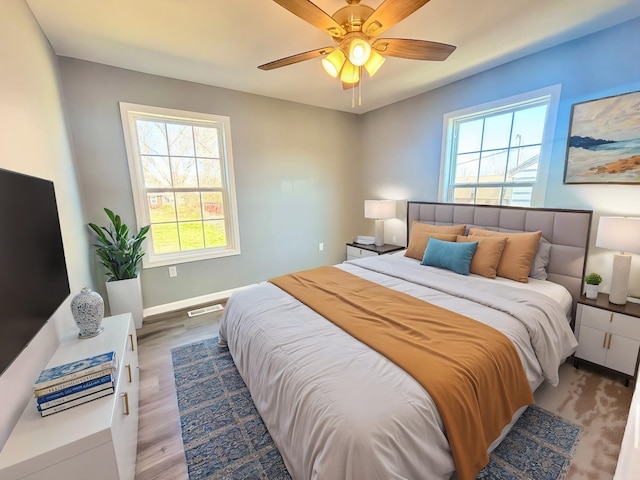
[33,351,116,391]
[36,374,115,404]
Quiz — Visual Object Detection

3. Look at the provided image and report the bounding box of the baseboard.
[142,284,257,318]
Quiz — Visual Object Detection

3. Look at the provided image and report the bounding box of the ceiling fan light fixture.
[321,49,346,78]
[364,50,385,77]
[348,37,371,67]
[340,60,360,84]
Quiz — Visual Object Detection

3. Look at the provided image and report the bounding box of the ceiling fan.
[258,0,456,91]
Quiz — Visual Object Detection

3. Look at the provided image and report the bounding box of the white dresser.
[0,314,139,480]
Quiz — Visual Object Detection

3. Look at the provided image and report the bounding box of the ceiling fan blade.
[274,0,346,37]
[372,38,456,61]
[363,0,431,37]
[258,47,334,70]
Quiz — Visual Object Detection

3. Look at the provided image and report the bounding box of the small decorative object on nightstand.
[346,242,404,260]
[584,272,602,300]
[574,292,640,386]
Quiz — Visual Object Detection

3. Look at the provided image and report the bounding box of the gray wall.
[58,58,367,310]
[360,17,640,297]
[0,0,93,447]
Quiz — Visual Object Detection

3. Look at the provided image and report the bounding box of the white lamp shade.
[596,217,640,254]
[364,200,396,219]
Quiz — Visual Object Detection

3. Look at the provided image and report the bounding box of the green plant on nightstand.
[584,272,602,300]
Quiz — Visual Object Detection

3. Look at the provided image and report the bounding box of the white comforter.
[219,254,578,480]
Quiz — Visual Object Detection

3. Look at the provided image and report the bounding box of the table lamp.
[364,200,396,247]
[595,216,640,305]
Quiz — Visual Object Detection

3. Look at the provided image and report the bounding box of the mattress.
[219,254,578,479]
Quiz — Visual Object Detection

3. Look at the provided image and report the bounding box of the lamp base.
[609,253,631,305]
[374,219,384,247]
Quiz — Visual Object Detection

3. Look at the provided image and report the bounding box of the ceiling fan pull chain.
[359,67,362,106]
[352,83,355,108]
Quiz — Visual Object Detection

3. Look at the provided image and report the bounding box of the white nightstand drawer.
[579,305,640,341]
[347,245,377,259]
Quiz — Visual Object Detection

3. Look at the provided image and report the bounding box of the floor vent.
[187,304,224,317]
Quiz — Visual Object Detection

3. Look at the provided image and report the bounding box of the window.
[120,103,240,268]
[440,85,560,207]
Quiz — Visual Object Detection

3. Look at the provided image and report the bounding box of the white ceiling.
[26,0,640,114]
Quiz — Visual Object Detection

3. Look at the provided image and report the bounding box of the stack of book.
[33,351,118,417]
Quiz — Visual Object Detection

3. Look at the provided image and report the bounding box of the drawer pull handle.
[129,334,135,352]
[603,333,608,348]
[610,313,614,323]
[608,333,613,349]
[121,392,130,416]
[126,364,132,383]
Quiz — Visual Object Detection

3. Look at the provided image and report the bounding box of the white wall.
[0,0,93,447]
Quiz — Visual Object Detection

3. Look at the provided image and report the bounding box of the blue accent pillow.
[421,238,478,275]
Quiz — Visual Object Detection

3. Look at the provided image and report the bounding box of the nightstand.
[574,293,640,385]
[346,242,404,260]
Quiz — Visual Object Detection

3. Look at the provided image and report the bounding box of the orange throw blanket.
[270,266,534,480]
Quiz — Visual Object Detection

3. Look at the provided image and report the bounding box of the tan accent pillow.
[457,235,507,279]
[411,221,467,235]
[405,231,458,260]
[468,228,542,283]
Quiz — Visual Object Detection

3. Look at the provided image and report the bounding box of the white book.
[39,388,115,417]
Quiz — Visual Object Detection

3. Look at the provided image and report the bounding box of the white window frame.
[119,102,241,268]
[439,85,561,207]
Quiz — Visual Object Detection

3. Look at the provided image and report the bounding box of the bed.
[219,201,593,480]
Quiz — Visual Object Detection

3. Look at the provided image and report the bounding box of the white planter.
[584,283,599,300]
[106,276,143,329]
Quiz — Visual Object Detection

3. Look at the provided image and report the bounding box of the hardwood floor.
[134,306,223,480]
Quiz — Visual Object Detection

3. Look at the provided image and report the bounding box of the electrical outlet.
[168,266,177,277]
[392,236,397,244]
[319,242,324,251]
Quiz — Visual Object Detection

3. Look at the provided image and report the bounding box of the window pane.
[151,223,179,254]
[511,105,547,146]
[507,146,540,182]
[178,222,204,250]
[202,192,224,219]
[176,192,202,221]
[197,158,222,187]
[454,152,480,183]
[148,193,176,223]
[194,126,219,158]
[482,112,513,150]
[457,119,483,154]
[167,124,195,157]
[504,186,533,207]
[141,156,172,187]
[204,220,227,247]
[136,120,168,155]
[475,187,502,205]
[452,187,475,204]
[478,149,508,182]
[171,158,198,187]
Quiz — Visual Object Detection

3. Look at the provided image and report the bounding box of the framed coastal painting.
[564,90,640,184]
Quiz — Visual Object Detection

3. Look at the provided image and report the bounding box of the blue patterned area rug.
[171,338,583,480]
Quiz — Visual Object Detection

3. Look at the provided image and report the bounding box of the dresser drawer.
[346,245,378,259]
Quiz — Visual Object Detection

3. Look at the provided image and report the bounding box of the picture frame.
[563,90,640,184]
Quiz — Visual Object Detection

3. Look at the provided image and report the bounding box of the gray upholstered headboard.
[407,202,593,314]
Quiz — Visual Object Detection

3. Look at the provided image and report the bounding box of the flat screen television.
[0,168,70,375]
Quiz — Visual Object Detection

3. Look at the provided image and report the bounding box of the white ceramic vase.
[585,283,599,300]
[106,276,143,329]
[71,287,105,338]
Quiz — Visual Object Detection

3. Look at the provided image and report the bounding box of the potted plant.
[88,208,150,329]
[584,272,603,300]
